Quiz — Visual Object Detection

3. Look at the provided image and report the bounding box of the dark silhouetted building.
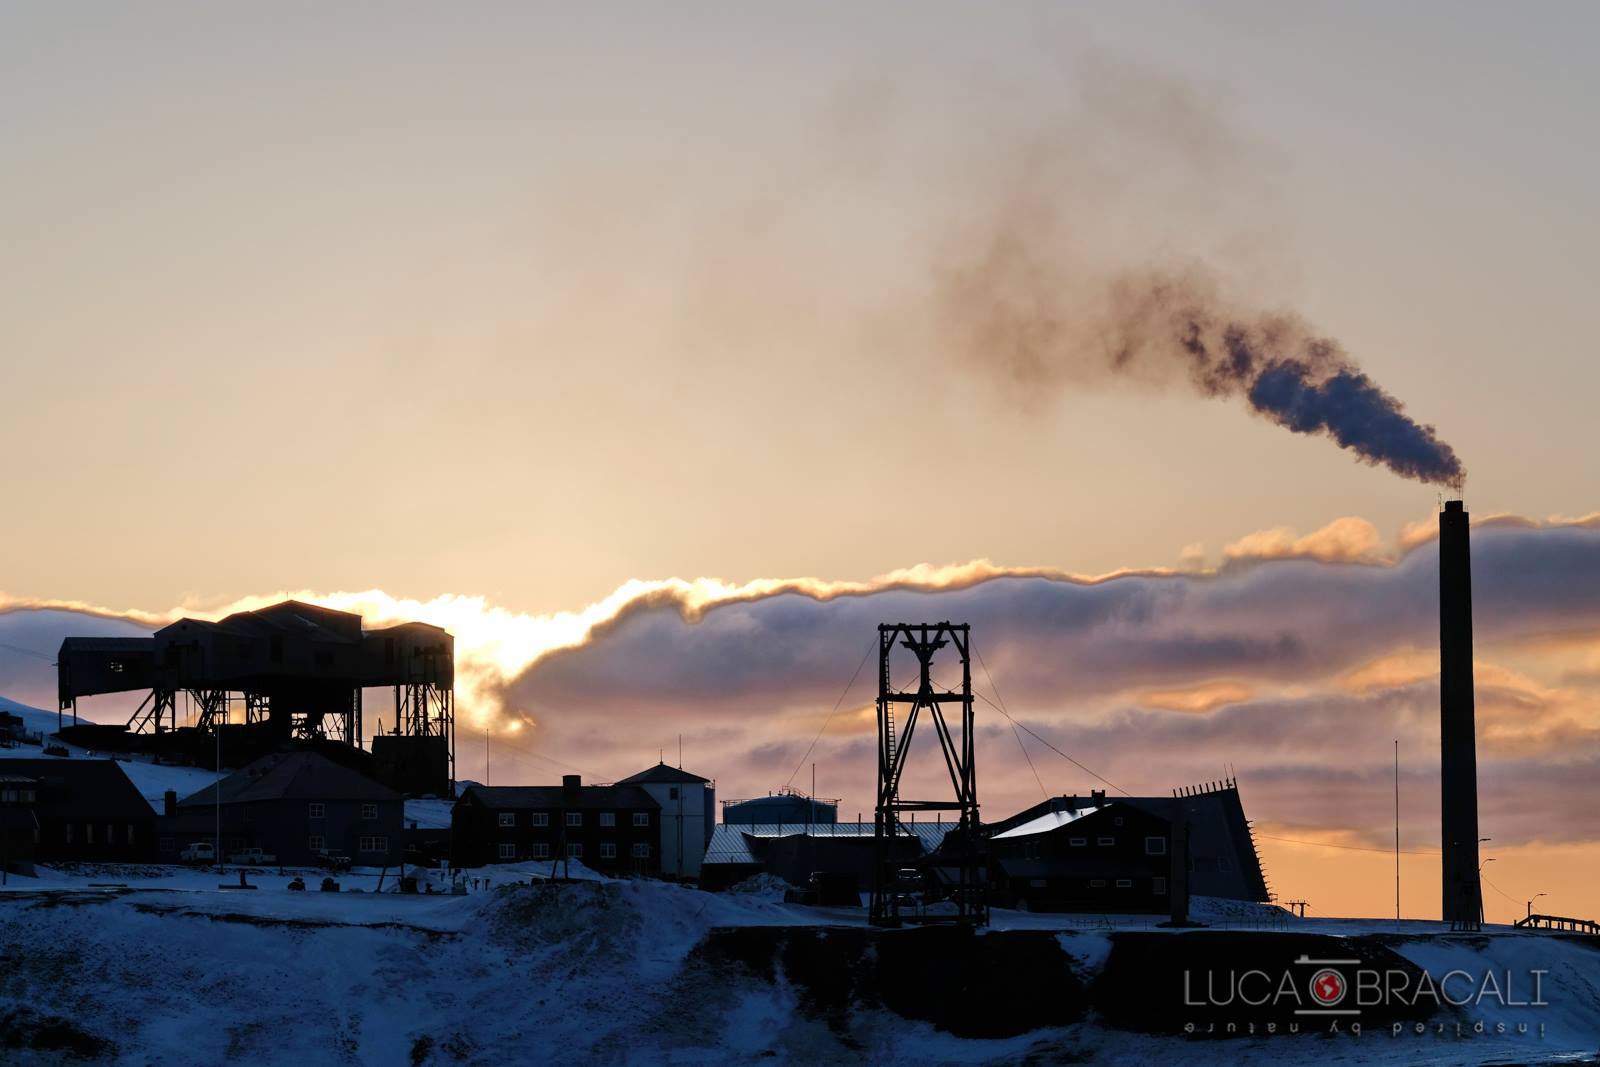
[57,600,455,795]
[451,775,660,874]
[987,795,1173,911]
[1,759,157,863]
[700,821,948,893]
[983,782,1269,911]
[176,751,403,866]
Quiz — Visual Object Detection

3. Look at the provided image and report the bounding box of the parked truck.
[227,848,277,866]
[178,842,215,864]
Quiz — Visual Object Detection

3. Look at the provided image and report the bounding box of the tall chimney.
[1439,500,1482,928]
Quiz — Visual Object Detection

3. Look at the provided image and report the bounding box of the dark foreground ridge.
[693,925,1441,1040]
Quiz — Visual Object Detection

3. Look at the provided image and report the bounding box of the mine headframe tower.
[870,621,987,927]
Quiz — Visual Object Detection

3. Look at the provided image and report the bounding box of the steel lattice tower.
[870,622,987,927]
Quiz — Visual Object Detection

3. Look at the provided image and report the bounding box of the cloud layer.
[4,515,1600,857]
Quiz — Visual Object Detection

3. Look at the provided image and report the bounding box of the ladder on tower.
[880,651,896,773]
[884,706,896,771]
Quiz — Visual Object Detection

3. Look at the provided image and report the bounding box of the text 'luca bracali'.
[1182,953,1550,1040]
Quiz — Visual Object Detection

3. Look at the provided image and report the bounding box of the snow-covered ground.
[404,797,455,830]
[1,859,1597,1065]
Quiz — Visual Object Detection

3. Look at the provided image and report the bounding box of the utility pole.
[215,706,222,874]
[1394,739,1401,923]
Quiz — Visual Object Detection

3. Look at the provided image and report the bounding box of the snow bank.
[1,875,1597,1065]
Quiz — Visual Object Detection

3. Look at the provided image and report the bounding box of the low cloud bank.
[4,517,1600,847]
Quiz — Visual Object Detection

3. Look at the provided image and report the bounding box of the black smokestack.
[1439,499,1482,928]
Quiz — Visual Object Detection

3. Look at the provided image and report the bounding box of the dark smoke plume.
[919,45,1466,488]
[1174,312,1466,485]
[936,217,1466,487]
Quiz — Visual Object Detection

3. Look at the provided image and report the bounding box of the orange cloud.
[1137,680,1255,714]
[1340,648,1435,693]
[1223,516,1385,565]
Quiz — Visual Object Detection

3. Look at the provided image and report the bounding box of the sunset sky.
[4,2,1599,922]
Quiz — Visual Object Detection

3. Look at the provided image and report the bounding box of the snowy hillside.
[2,866,1597,1066]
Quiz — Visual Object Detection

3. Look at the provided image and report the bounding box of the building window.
[632,812,649,827]
[1114,816,1124,826]
[1145,836,1167,855]
[600,843,617,859]
[531,812,549,827]
[599,812,616,827]
[358,836,388,853]
[361,804,378,820]
[1089,879,1106,888]
[106,823,113,845]
[309,803,325,818]
[86,823,95,845]
[669,787,679,800]
[127,825,136,846]
[1153,877,1168,895]
[1218,857,1232,872]
[1115,879,1132,888]
[65,823,73,844]
[532,843,550,859]
[631,843,650,858]
[497,813,516,828]
[1096,836,1115,847]
[498,843,516,860]
[309,835,325,852]
[565,812,582,827]
[159,836,175,853]
[566,843,582,858]
[1068,837,1086,846]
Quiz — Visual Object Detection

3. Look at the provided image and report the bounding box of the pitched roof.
[616,763,709,785]
[1,759,156,820]
[703,821,952,866]
[458,784,659,811]
[991,804,1106,840]
[57,637,154,654]
[179,752,398,807]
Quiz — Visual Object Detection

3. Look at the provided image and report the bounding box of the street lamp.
[1527,892,1547,920]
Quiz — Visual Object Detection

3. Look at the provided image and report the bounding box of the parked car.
[227,848,277,866]
[315,850,352,872]
[179,842,216,864]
